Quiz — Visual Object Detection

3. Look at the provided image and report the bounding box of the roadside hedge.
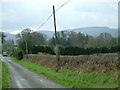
[31,45,120,55]
[32,46,55,55]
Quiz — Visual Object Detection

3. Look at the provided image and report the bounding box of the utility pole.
[53,5,60,70]
[26,41,28,58]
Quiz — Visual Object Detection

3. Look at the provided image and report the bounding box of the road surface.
[1,57,66,88]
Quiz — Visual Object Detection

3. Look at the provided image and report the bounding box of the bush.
[30,45,120,56]
[17,50,23,60]
[37,52,46,55]
[59,46,119,55]
[32,46,55,55]
[12,49,23,60]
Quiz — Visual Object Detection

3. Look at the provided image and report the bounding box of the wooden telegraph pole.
[26,41,28,58]
[53,5,60,71]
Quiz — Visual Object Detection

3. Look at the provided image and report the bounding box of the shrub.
[32,46,55,55]
[37,52,46,55]
[12,49,23,60]
[59,46,119,55]
[30,45,120,56]
[16,50,23,60]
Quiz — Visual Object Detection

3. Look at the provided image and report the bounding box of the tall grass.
[0,60,2,89]
[11,57,118,88]
[2,61,11,88]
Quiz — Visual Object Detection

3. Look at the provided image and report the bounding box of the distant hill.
[38,27,118,38]
[4,27,118,44]
[37,30,54,38]
[4,33,17,44]
[4,31,54,44]
[63,27,118,37]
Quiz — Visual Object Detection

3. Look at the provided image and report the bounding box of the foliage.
[31,32,47,45]
[12,48,23,60]
[49,31,118,48]
[16,28,46,54]
[31,45,119,55]
[2,40,14,55]
[17,34,33,54]
[0,32,6,44]
[59,46,85,55]
[37,52,46,55]
[32,45,55,55]
[0,32,14,55]
[17,50,24,60]
[3,29,118,56]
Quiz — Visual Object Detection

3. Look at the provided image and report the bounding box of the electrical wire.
[36,0,71,31]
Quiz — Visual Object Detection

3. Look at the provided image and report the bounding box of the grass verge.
[0,60,2,89]
[11,57,118,88]
[1,60,11,88]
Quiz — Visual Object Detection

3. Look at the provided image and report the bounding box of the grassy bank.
[11,57,118,88]
[1,60,11,88]
[0,60,2,89]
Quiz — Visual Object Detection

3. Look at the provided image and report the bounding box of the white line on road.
[20,79,25,81]
[16,80,23,88]
[39,79,43,82]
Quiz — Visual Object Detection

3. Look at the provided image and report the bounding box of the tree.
[67,31,87,47]
[49,31,91,47]
[48,37,55,45]
[98,32,113,47]
[87,32,116,48]
[49,31,70,46]
[31,32,46,46]
[2,40,14,55]
[48,31,117,49]
[87,36,96,48]
[110,37,118,47]
[17,28,46,54]
[21,28,33,35]
[0,32,6,44]
[17,28,33,54]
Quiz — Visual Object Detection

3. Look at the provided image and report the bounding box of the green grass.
[0,60,2,89]
[1,61,11,88]
[11,57,118,88]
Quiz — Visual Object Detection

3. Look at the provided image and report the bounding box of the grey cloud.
[0,1,118,33]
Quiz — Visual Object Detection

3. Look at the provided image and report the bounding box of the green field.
[11,57,118,88]
[1,61,11,88]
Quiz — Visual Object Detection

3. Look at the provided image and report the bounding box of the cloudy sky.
[0,0,118,34]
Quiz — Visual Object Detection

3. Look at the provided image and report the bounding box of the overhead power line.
[36,14,53,30]
[36,0,71,31]
[55,0,70,12]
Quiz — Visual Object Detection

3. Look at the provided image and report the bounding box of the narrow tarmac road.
[2,57,66,88]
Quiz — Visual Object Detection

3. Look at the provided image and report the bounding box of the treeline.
[0,32,14,54]
[49,31,118,48]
